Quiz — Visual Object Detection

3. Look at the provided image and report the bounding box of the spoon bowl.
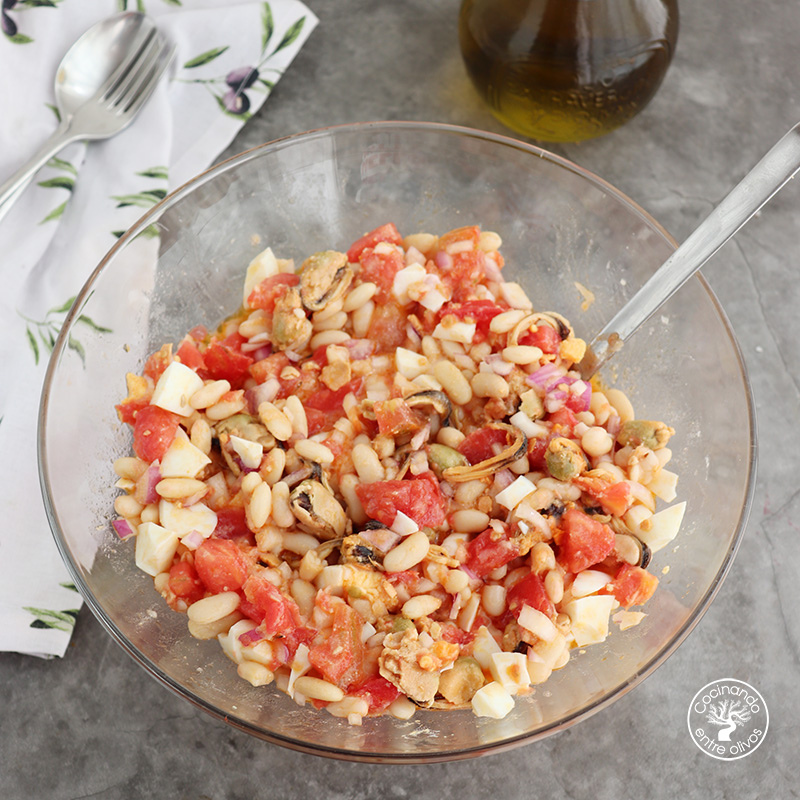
[55,12,157,118]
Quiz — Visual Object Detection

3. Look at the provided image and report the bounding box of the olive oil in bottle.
[459,0,679,143]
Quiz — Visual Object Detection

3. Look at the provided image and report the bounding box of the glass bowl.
[39,121,755,762]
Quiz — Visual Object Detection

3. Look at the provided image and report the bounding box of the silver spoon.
[0,11,173,218]
[578,121,800,379]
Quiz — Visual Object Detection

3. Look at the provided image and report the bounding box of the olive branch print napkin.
[0,0,317,658]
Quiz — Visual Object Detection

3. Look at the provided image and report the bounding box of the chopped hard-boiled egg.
[243,246,279,308]
[160,428,212,478]
[471,625,502,669]
[648,468,679,502]
[563,595,616,647]
[518,604,558,642]
[151,362,204,416]
[432,319,476,344]
[394,347,429,380]
[158,499,217,538]
[570,569,613,598]
[471,681,515,719]
[495,475,536,510]
[636,501,686,552]
[390,510,419,536]
[287,643,311,698]
[229,435,264,470]
[392,264,427,305]
[135,522,179,577]
[489,651,531,695]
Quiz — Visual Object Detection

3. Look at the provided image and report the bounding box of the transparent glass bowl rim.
[38,120,757,762]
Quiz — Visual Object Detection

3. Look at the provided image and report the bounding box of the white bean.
[293,676,345,703]
[383,531,430,573]
[451,509,490,533]
[401,594,442,620]
[190,379,231,410]
[294,439,334,465]
[434,360,472,405]
[187,592,240,624]
[342,282,378,312]
[351,442,385,484]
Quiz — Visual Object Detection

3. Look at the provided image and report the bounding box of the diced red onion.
[527,364,564,389]
[409,423,431,452]
[405,246,426,266]
[493,468,515,491]
[435,250,453,271]
[343,338,375,360]
[273,642,290,665]
[285,349,302,362]
[112,518,135,540]
[182,489,208,507]
[250,345,273,362]
[461,564,479,582]
[181,530,205,550]
[405,322,422,346]
[606,414,621,438]
[145,463,161,504]
[238,627,264,646]
[483,255,503,282]
[283,467,311,488]
[359,527,400,554]
[245,378,280,413]
[485,354,514,376]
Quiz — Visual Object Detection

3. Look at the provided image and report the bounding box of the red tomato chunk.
[610,564,659,609]
[346,223,404,263]
[556,508,615,574]
[506,572,555,620]
[194,538,249,593]
[355,472,447,527]
[464,528,520,579]
[132,404,179,462]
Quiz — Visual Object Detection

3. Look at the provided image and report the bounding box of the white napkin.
[0,0,317,658]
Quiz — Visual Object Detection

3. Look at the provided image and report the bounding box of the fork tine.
[119,40,175,117]
[103,34,163,110]
[93,25,158,103]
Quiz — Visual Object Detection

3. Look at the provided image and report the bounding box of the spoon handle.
[581,120,800,378]
[0,119,79,213]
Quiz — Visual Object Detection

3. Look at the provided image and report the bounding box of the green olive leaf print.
[183,46,230,69]
[273,17,306,55]
[38,156,78,224]
[261,2,274,55]
[20,294,112,366]
[3,0,64,43]
[25,607,79,632]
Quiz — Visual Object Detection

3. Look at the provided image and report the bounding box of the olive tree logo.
[688,679,768,761]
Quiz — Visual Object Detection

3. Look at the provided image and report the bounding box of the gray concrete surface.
[3,1,800,797]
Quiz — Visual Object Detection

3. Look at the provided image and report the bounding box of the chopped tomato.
[132,404,179,462]
[356,471,447,528]
[458,425,509,465]
[305,408,336,437]
[115,396,149,426]
[168,561,204,605]
[610,564,659,609]
[441,299,504,334]
[194,538,249,593]
[464,528,520,579]
[352,675,400,714]
[573,475,633,517]
[214,507,255,544]
[249,351,292,386]
[347,223,404,262]
[283,626,318,660]
[176,338,206,372]
[358,247,405,302]
[519,324,562,355]
[243,575,300,637]
[556,507,616,574]
[247,273,300,312]
[366,303,407,351]
[506,572,555,619]
[385,570,421,593]
[446,251,487,302]
[374,398,426,438]
[437,225,481,252]
[439,622,477,645]
[308,601,367,690]
[548,406,579,431]
[143,344,173,381]
[203,335,254,390]
[305,378,362,413]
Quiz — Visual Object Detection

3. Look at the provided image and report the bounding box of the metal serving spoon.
[578,121,800,379]
[0,11,174,217]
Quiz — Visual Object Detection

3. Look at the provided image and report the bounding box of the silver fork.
[0,29,175,213]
